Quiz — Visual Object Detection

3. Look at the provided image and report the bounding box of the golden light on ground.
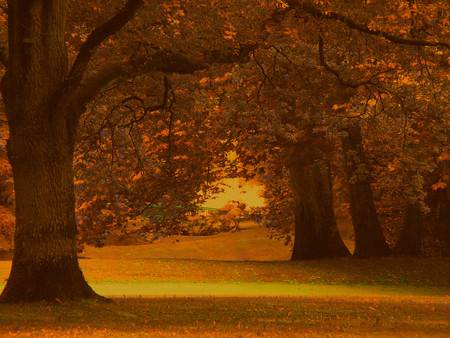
[203,178,264,208]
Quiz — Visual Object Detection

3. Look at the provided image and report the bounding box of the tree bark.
[288,142,350,260]
[393,202,423,256]
[1,128,106,302]
[341,124,391,258]
[0,0,109,303]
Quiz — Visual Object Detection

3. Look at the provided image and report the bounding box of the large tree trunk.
[393,202,423,256]
[288,143,351,260]
[0,0,107,303]
[1,124,105,303]
[341,124,391,258]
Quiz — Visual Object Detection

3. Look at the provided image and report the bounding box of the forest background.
[0,0,449,302]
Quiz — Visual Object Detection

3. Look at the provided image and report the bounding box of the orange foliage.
[0,206,14,247]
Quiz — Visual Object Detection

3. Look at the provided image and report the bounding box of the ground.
[0,220,449,337]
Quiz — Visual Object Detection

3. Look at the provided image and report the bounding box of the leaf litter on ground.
[0,221,449,337]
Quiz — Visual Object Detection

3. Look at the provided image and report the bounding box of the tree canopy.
[0,0,450,302]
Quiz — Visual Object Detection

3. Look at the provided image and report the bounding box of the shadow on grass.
[0,296,449,337]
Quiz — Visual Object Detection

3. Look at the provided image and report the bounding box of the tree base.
[0,255,112,304]
[290,237,352,260]
[353,245,391,258]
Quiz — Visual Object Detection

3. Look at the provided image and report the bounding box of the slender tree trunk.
[0,0,107,303]
[393,202,423,256]
[341,124,391,258]
[288,143,350,260]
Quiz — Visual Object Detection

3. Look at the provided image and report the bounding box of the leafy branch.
[318,33,393,89]
[293,1,450,50]
[120,76,172,128]
[75,45,257,112]
[67,0,144,89]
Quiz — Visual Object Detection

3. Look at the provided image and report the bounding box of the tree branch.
[318,34,342,82]
[67,0,144,88]
[319,33,395,89]
[289,1,450,50]
[75,45,256,110]
[120,76,172,128]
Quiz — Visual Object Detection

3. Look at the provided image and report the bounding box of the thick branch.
[289,1,450,50]
[75,46,256,109]
[67,0,144,88]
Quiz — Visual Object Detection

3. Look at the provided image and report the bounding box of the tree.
[1,0,112,303]
[278,0,450,257]
[0,0,257,303]
[211,39,353,259]
[341,124,391,257]
[288,140,350,259]
[2,0,450,305]
[393,202,423,256]
[210,0,450,258]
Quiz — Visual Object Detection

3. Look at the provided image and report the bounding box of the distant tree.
[286,0,450,257]
[219,200,247,231]
[215,43,352,259]
[341,124,391,257]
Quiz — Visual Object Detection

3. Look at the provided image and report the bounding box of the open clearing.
[0,221,449,337]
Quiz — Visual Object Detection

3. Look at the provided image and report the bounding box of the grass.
[0,221,449,337]
[1,296,449,337]
[77,256,450,287]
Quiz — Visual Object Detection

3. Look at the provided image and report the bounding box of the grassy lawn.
[0,222,449,337]
[0,296,449,337]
